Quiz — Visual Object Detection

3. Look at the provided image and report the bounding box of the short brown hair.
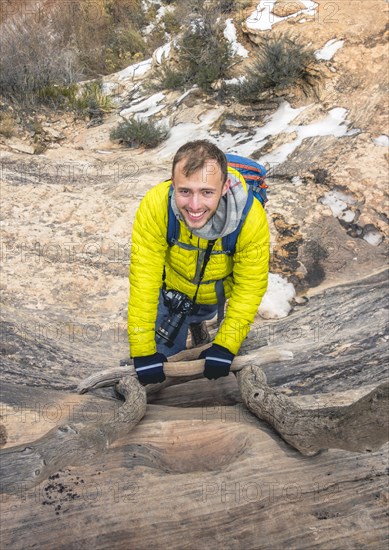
[172,140,228,184]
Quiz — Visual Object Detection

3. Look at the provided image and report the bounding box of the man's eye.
[203,190,214,196]
[179,189,189,195]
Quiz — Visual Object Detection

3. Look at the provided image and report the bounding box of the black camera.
[155,289,194,347]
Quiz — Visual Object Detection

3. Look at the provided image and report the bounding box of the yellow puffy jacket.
[128,171,269,357]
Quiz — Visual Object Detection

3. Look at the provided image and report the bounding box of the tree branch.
[236,365,389,456]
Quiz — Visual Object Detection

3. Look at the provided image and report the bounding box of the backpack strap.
[167,184,180,246]
[215,279,226,325]
[222,186,254,255]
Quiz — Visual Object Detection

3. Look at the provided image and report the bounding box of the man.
[128,140,269,384]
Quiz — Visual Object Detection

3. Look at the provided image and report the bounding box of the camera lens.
[156,311,186,347]
[156,290,194,347]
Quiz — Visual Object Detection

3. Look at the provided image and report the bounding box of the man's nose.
[189,193,201,210]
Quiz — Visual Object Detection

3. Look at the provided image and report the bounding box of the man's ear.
[222,178,230,196]
[171,177,175,188]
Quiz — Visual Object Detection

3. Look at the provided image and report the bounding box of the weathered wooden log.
[75,348,388,457]
[2,349,387,501]
[237,365,389,456]
[77,347,293,394]
[0,376,146,494]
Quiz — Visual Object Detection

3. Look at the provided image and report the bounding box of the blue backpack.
[167,153,267,255]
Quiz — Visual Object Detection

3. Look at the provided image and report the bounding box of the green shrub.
[160,11,181,34]
[154,66,192,91]
[218,0,235,13]
[107,0,146,29]
[154,6,233,92]
[75,81,114,114]
[233,33,323,102]
[56,0,147,76]
[37,84,79,105]
[0,15,82,103]
[110,118,169,148]
[0,0,149,103]
[180,18,232,91]
[104,26,147,73]
[37,81,113,117]
[0,112,16,138]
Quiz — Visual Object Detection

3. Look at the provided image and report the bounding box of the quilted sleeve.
[128,183,169,357]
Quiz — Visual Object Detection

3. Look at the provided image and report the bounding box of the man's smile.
[186,209,207,221]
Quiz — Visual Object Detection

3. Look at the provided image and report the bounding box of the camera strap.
[192,239,216,305]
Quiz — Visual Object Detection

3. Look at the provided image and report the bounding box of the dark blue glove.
[133,352,167,384]
[199,344,234,380]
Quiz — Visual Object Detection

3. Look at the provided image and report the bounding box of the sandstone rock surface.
[1,1,388,548]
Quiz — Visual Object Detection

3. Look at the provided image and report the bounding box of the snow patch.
[291,176,303,186]
[142,0,174,34]
[175,87,198,106]
[319,192,347,217]
[141,0,161,7]
[101,81,120,95]
[160,101,358,169]
[224,76,247,85]
[339,209,355,223]
[155,42,172,64]
[246,0,318,31]
[373,134,389,147]
[120,92,166,120]
[224,19,249,57]
[319,190,356,219]
[115,58,153,81]
[363,231,383,246]
[258,274,296,319]
[314,39,344,61]
[216,101,307,157]
[143,21,155,36]
[155,5,172,19]
[259,107,358,167]
[158,108,225,157]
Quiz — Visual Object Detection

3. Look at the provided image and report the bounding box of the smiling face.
[172,159,229,230]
